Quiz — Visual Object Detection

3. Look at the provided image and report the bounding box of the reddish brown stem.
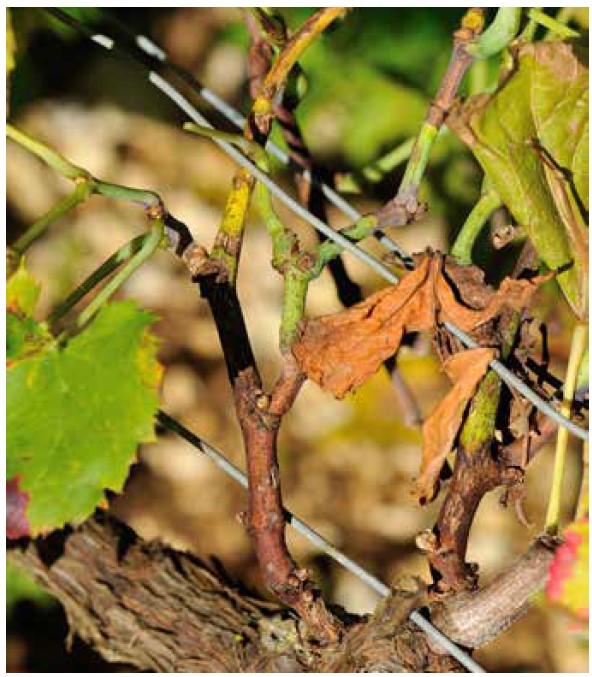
[427,447,519,593]
[245,12,275,104]
[234,367,294,593]
[236,17,340,640]
[426,39,475,129]
[195,274,339,641]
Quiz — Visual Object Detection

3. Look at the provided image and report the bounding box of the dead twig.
[425,242,549,593]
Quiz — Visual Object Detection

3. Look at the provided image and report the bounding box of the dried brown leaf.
[292,251,548,398]
[414,347,496,503]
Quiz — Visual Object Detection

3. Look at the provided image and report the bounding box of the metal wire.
[149,72,400,280]
[149,71,589,442]
[444,322,588,440]
[97,10,414,267]
[157,410,486,673]
[43,8,588,442]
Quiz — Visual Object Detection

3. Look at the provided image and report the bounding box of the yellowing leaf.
[449,41,589,318]
[7,302,161,535]
[7,258,40,316]
[6,260,53,365]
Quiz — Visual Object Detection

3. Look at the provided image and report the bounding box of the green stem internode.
[280,270,308,350]
[7,123,89,181]
[93,180,161,208]
[254,182,297,271]
[11,182,91,256]
[77,218,165,328]
[459,312,521,454]
[451,185,502,264]
[459,370,503,454]
[48,234,147,328]
[545,322,588,535]
[314,215,377,274]
[255,180,310,350]
[399,123,438,195]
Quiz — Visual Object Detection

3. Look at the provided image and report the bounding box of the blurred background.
[6,8,588,672]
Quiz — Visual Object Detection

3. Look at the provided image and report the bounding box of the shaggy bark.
[8,512,556,673]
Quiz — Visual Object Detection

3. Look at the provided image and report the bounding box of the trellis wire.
[101,12,415,268]
[157,410,486,673]
[150,73,589,442]
[45,8,588,442]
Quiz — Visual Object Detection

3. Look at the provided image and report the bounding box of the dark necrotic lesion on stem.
[427,242,545,594]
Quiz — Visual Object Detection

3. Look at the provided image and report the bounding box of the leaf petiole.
[76,218,165,328]
[527,8,581,40]
[7,123,89,181]
[451,183,502,264]
[48,234,147,329]
[10,181,91,258]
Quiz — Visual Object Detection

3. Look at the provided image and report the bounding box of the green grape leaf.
[546,517,589,623]
[449,41,589,317]
[7,301,161,535]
